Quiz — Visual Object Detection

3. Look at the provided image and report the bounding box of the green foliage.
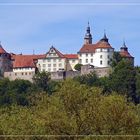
[0,78,32,106]
[109,59,136,101]
[0,79,138,138]
[74,63,83,71]
[110,52,122,68]
[74,72,101,87]
[136,67,140,96]
[33,71,51,92]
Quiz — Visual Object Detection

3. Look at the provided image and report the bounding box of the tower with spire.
[119,40,134,65]
[84,22,92,44]
[100,30,109,43]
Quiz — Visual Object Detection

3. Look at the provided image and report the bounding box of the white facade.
[13,67,36,72]
[37,58,66,72]
[37,47,67,72]
[68,59,79,71]
[79,48,114,68]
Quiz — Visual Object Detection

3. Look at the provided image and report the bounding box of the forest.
[0,53,140,140]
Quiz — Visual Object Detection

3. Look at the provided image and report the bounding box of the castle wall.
[81,64,111,77]
[4,71,35,82]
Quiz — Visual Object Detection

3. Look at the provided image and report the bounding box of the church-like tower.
[84,22,92,44]
[119,40,134,65]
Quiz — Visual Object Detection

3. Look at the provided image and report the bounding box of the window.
[53,64,56,67]
[22,73,24,75]
[91,59,93,63]
[100,55,102,59]
[100,49,102,52]
[25,72,27,75]
[59,59,61,62]
[86,53,88,57]
[107,49,110,52]
[48,64,51,67]
[29,72,31,75]
[59,63,62,67]
[79,54,82,57]
[80,59,82,64]
[48,59,51,62]
[72,60,75,63]
[15,73,17,76]
[91,53,93,57]
[43,64,46,67]
[53,59,56,62]
[100,60,102,65]
[48,68,51,72]
[43,59,45,63]
[51,49,54,52]
[108,61,110,65]
[86,59,88,63]
[53,68,56,71]
[108,55,110,59]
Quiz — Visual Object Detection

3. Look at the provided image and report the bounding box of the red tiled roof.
[64,54,78,59]
[0,45,7,54]
[120,50,133,58]
[12,54,46,68]
[79,41,113,53]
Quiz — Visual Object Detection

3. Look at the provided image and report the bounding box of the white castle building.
[3,23,134,81]
[78,23,114,68]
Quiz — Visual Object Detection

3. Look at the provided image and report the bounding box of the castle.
[1,23,134,81]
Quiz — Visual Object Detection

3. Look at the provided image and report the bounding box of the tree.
[109,59,136,101]
[73,72,100,87]
[33,71,51,92]
[36,79,140,136]
[135,66,140,103]
[110,52,122,68]
[74,63,83,71]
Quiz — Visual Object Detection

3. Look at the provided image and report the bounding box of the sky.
[0,0,140,65]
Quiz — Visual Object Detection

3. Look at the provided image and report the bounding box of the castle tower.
[119,40,134,65]
[0,42,12,76]
[84,22,92,44]
[100,30,108,42]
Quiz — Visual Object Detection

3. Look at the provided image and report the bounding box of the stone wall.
[4,71,35,82]
[51,71,80,80]
[4,65,111,82]
[81,64,111,77]
[0,53,12,76]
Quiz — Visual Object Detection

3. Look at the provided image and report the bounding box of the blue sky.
[0,0,140,65]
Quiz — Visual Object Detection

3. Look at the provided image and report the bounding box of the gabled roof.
[64,54,78,59]
[0,44,7,54]
[79,40,113,53]
[46,46,65,58]
[12,54,46,68]
[120,50,133,58]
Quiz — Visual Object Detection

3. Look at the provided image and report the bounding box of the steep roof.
[0,44,7,54]
[12,54,45,68]
[46,46,65,58]
[64,54,78,59]
[120,50,133,58]
[79,40,113,53]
